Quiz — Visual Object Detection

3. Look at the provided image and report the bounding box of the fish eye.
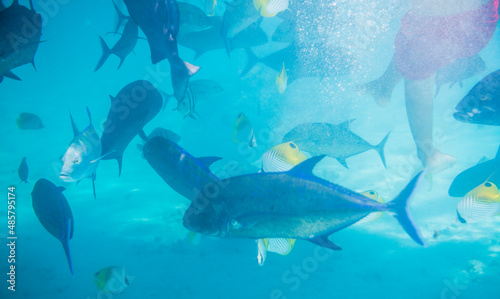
[289,143,297,149]
[370,191,375,195]
[485,182,492,187]
[74,158,80,164]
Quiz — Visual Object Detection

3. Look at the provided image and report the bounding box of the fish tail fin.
[112,0,129,33]
[62,219,74,276]
[184,61,200,76]
[374,132,390,168]
[31,59,37,71]
[386,171,426,246]
[117,56,126,70]
[241,48,259,76]
[159,90,174,111]
[117,155,123,177]
[94,36,112,72]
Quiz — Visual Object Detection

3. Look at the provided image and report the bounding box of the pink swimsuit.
[394,0,499,81]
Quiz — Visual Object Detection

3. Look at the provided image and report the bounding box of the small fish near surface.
[183,156,426,249]
[31,179,75,275]
[0,0,42,82]
[123,0,200,101]
[16,112,44,129]
[448,145,500,197]
[101,80,163,175]
[94,2,138,71]
[435,55,486,97]
[141,128,221,201]
[94,266,132,294]
[453,69,500,126]
[18,156,29,183]
[233,113,257,148]
[282,120,390,168]
[60,107,102,199]
[456,181,500,224]
[254,0,289,17]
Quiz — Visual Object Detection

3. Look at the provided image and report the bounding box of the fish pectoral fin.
[308,235,342,250]
[5,71,21,81]
[90,150,116,163]
[197,156,223,169]
[336,157,348,168]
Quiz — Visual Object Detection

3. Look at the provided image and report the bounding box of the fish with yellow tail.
[355,191,385,225]
[254,0,289,17]
[257,238,296,266]
[233,113,257,148]
[457,182,500,224]
[276,62,287,93]
[94,266,133,294]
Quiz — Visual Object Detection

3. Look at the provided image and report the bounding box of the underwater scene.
[1,0,500,298]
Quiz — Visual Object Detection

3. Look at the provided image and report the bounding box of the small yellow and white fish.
[257,238,296,266]
[276,62,287,93]
[93,266,132,294]
[204,0,217,16]
[233,112,257,148]
[254,0,289,17]
[261,141,306,172]
[457,181,500,223]
[355,191,385,225]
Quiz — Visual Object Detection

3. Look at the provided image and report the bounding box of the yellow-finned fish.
[93,266,132,294]
[275,62,288,93]
[204,0,217,16]
[262,142,306,172]
[254,0,289,17]
[457,181,500,223]
[257,238,296,266]
[355,191,385,224]
[233,112,257,148]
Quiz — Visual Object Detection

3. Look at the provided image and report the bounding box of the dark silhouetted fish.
[112,0,130,34]
[243,42,352,83]
[271,18,296,43]
[123,0,200,101]
[18,156,28,183]
[16,112,44,129]
[60,108,102,199]
[184,156,426,249]
[177,2,213,34]
[449,145,500,197]
[435,55,486,97]
[31,179,74,275]
[282,120,389,168]
[453,69,500,126]
[0,0,42,82]
[94,6,138,71]
[101,80,163,175]
[177,19,268,59]
[141,128,220,201]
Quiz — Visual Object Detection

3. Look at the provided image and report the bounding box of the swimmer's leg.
[404,74,457,173]
[355,58,402,107]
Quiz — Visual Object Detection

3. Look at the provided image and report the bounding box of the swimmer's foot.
[354,79,392,107]
[419,150,457,173]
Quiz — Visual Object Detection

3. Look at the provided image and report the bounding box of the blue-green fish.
[184,156,425,249]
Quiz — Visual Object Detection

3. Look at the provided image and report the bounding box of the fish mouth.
[453,111,473,123]
[59,173,75,182]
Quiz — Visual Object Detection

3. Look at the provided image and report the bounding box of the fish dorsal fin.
[288,155,326,177]
[147,128,181,144]
[70,112,79,138]
[198,156,223,169]
[86,106,92,125]
[57,186,66,192]
[138,129,148,142]
[338,119,355,130]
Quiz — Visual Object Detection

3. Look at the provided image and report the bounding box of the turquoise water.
[1,0,500,298]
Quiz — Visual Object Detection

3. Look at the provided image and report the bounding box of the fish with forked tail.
[122,0,200,101]
[184,156,426,249]
[282,120,390,168]
[31,179,75,276]
[101,80,163,175]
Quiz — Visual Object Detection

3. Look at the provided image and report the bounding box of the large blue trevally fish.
[31,179,75,275]
[60,107,102,199]
[101,80,163,175]
[453,69,500,126]
[122,0,200,101]
[0,0,42,82]
[184,156,426,249]
[141,128,221,201]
